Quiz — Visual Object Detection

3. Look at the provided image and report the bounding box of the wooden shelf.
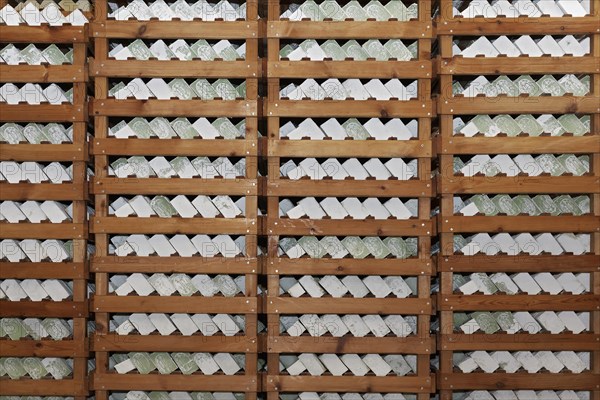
[90,59,260,79]
[438,95,600,115]
[90,20,260,39]
[437,254,600,273]
[267,139,431,158]
[91,99,258,118]
[437,373,599,391]
[266,297,433,315]
[0,64,87,83]
[91,217,256,235]
[267,335,434,354]
[267,21,434,39]
[0,339,87,357]
[92,373,258,392]
[266,217,433,236]
[92,138,257,157]
[267,99,434,118]
[267,179,433,197]
[0,379,87,396]
[268,60,432,79]
[0,25,88,43]
[438,176,600,194]
[0,262,86,280]
[0,223,86,239]
[91,256,259,275]
[267,257,433,276]
[437,135,599,155]
[439,215,599,234]
[91,178,259,196]
[91,295,258,314]
[265,375,434,393]
[436,16,600,35]
[438,56,600,75]
[0,183,87,201]
[92,333,257,353]
[438,294,600,311]
[0,300,87,318]
[0,104,87,122]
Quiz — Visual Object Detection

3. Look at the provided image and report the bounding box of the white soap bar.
[342,314,371,337]
[20,279,49,301]
[491,351,521,373]
[318,275,348,298]
[129,313,157,335]
[125,235,154,256]
[212,314,240,336]
[194,353,220,375]
[340,354,370,376]
[536,351,565,373]
[318,354,348,376]
[514,233,543,255]
[535,233,564,255]
[320,197,349,219]
[298,353,326,376]
[534,311,565,334]
[341,276,369,298]
[557,0,587,16]
[342,159,370,180]
[364,158,391,179]
[148,235,177,256]
[556,273,586,295]
[286,359,307,376]
[533,273,563,295]
[300,314,327,336]
[362,314,391,337]
[555,351,586,373]
[321,158,349,180]
[298,276,325,298]
[40,279,71,301]
[363,198,391,219]
[513,312,542,334]
[362,354,392,376]
[127,273,155,296]
[148,313,177,335]
[191,314,218,336]
[298,197,327,219]
[321,314,349,337]
[557,311,586,334]
[341,198,370,219]
[514,36,544,57]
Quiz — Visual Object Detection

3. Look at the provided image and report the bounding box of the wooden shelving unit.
[265,1,436,398]
[0,17,89,399]
[89,1,261,399]
[436,1,600,398]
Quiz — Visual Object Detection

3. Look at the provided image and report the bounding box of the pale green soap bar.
[150,117,178,138]
[150,195,178,217]
[128,156,153,178]
[452,274,468,290]
[471,194,498,216]
[213,118,240,139]
[557,154,588,176]
[492,194,520,216]
[129,352,157,374]
[169,79,195,100]
[514,75,542,96]
[362,237,390,259]
[42,44,69,65]
[191,79,218,100]
[539,115,565,136]
[172,352,200,375]
[21,358,48,379]
[343,118,370,139]
[559,74,588,96]
[213,79,238,100]
[453,313,470,329]
[1,319,28,340]
[385,0,408,20]
[536,154,567,176]
[362,39,390,60]
[384,39,412,61]
[190,40,218,60]
[533,195,559,216]
[493,115,521,136]
[2,358,27,379]
[493,312,517,332]
[537,75,566,96]
[43,358,72,379]
[43,123,69,143]
[0,123,26,144]
[321,40,347,60]
[299,0,325,20]
[128,117,155,138]
[319,0,346,20]
[150,352,178,374]
[453,157,465,173]
[342,1,368,20]
[406,3,418,19]
[341,236,370,259]
[21,44,45,65]
[557,114,588,136]
[471,115,497,136]
[452,82,464,96]
[341,40,369,60]
[148,392,172,400]
[513,195,541,216]
[574,195,590,214]
[298,236,327,258]
[364,0,391,20]
[128,39,153,60]
[554,195,582,216]
[382,237,410,259]
[171,118,200,139]
[404,237,418,257]
[471,312,500,334]
[493,75,519,97]
[23,123,50,144]
[515,115,543,136]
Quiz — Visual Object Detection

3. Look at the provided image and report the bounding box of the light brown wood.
[0,104,87,122]
[0,144,87,161]
[438,135,600,155]
[439,95,600,115]
[92,138,257,157]
[265,375,434,392]
[266,297,433,314]
[91,295,257,314]
[268,60,433,79]
[437,373,599,390]
[267,179,434,197]
[90,21,259,39]
[437,16,600,35]
[267,21,434,39]
[439,294,600,311]
[438,254,600,272]
[91,178,259,196]
[0,183,87,201]
[268,139,432,158]
[0,25,87,43]
[0,65,87,83]
[439,56,600,75]
[267,336,434,354]
[92,334,257,353]
[267,217,434,236]
[0,300,87,318]
[0,339,87,357]
[0,262,86,279]
[0,223,86,239]
[268,99,434,118]
[91,217,256,235]
[267,257,434,276]
[91,99,257,117]
[439,176,600,194]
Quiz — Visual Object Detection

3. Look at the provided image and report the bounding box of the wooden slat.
[91,256,258,274]
[439,334,600,351]
[440,215,599,233]
[439,56,600,75]
[437,16,600,35]
[268,139,431,158]
[0,183,86,201]
[91,178,258,196]
[268,99,434,118]
[91,99,257,117]
[92,138,257,157]
[267,257,434,276]
[91,295,257,314]
[0,65,86,83]
[267,297,433,315]
[438,254,600,272]
[90,20,259,39]
[92,334,257,353]
[0,339,87,357]
[0,223,86,239]
[91,217,255,235]
[0,25,87,43]
[438,135,600,155]
[0,379,85,396]
[0,300,87,317]
[268,179,433,197]
[268,60,432,79]
[90,59,259,78]
[439,176,600,194]
[437,373,599,390]
[0,262,86,279]
[266,375,434,392]
[267,336,434,354]
[92,374,257,392]
[267,218,433,236]
[0,144,86,161]
[267,21,434,39]
[0,104,86,122]
[438,95,600,115]
[439,294,600,311]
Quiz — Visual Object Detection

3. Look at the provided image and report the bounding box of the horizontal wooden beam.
[91,256,258,274]
[0,223,86,239]
[92,373,258,392]
[91,295,257,314]
[268,60,432,79]
[267,21,434,39]
[268,179,433,197]
[267,218,434,236]
[267,99,434,118]
[0,183,86,201]
[438,294,600,311]
[0,262,86,279]
[267,335,434,354]
[438,254,600,273]
[0,65,87,83]
[0,144,86,161]
[92,334,257,353]
[438,95,600,115]
[91,178,258,196]
[438,176,600,194]
[437,372,599,390]
[90,59,260,78]
[438,56,600,75]
[266,297,433,315]
[0,104,86,122]
[0,300,87,318]
[268,139,431,158]
[92,138,257,157]
[266,374,434,392]
[267,257,434,276]
[437,16,600,35]
[90,20,259,39]
[91,99,257,118]
[439,333,600,351]
[91,217,256,235]
[0,25,87,43]
[439,215,599,234]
